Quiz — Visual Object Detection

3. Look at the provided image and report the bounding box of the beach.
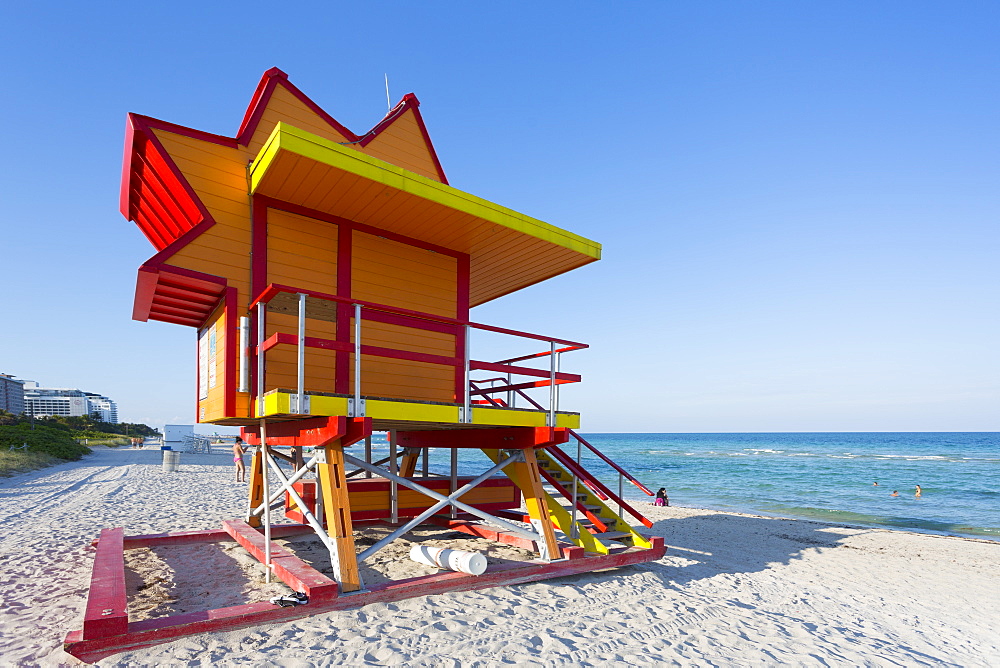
[1,446,997,666]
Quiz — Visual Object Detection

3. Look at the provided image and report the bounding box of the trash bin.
[162,449,180,473]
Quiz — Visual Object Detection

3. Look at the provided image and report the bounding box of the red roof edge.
[121,113,217,258]
[237,69,359,146]
[119,115,137,218]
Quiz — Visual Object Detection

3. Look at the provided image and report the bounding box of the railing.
[247,284,587,424]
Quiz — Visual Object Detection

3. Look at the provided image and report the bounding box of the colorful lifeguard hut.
[65,68,664,661]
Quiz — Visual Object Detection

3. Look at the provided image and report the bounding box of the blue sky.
[2,2,997,432]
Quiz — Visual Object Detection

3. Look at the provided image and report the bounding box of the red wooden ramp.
[64,520,665,663]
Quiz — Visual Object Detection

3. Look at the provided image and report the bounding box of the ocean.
[366,432,1000,542]
[578,432,1000,541]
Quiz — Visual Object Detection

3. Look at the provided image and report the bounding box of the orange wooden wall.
[146,77,455,420]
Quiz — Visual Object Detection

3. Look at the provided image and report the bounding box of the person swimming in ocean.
[890,490,899,497]
[873,481,879,486]
[915,485,922,498]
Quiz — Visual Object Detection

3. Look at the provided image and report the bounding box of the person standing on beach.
[232,437,247,483]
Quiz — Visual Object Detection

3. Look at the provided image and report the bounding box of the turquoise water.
[577,432,1000,541]
[365,432,999,541]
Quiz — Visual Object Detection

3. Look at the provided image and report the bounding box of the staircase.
[493,430,655,555]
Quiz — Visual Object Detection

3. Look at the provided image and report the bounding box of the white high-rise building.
[22,382,120,424]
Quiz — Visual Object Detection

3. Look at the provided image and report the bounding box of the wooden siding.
[350,230,458,402]
[352,230,457,317]
[151,129,252,301]
[245,85,350,157]
[266,208,338,293]
[362,109,442,181]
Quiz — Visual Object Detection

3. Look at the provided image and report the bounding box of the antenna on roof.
[384,74,391,112]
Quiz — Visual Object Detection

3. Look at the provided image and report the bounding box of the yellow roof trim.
[250,122,601,260]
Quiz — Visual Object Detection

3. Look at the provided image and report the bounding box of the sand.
[0,445,997,666]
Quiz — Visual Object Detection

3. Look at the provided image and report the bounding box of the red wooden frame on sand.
[64,520,665,663]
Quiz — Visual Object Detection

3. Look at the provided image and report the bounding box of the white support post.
[260,418,271,583]
[450,448,458,520]
[389,430,398,524]
[296,293,306,413]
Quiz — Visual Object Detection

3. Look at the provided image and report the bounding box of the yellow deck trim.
[365,399,460,423]
[249,123,601,260]
[258,391,579,428]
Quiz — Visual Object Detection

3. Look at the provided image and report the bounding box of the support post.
[246,446,264,528]
[364,436,372,478]
[499,447,561,561]
[399,447,420,477]
[450,447,458,520]
[421,446,429,478]
[261,419,272,583]
[316,442,361,592]
[389,430,398,524]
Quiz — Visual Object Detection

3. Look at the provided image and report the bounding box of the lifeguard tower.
[65,68,664,661]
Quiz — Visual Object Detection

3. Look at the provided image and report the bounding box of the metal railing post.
[463,325,471,423]
[548,340,556,427]
[354,303,362,415]
[297,293,306,413]
[619,473,624,518]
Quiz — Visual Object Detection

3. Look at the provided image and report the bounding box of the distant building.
[22,382,120,423]
[0,374,26,415]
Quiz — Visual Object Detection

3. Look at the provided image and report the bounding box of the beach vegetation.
[0,422,91,459]
[0,450,61,477]
[0,411,161,475]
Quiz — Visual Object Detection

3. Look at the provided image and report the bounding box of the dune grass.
[0,450,61,477]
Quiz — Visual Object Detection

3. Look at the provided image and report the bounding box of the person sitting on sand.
[233,437,247,483]
[655,488,669,506]
[915,485,922,498]
[890,490,899,497]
